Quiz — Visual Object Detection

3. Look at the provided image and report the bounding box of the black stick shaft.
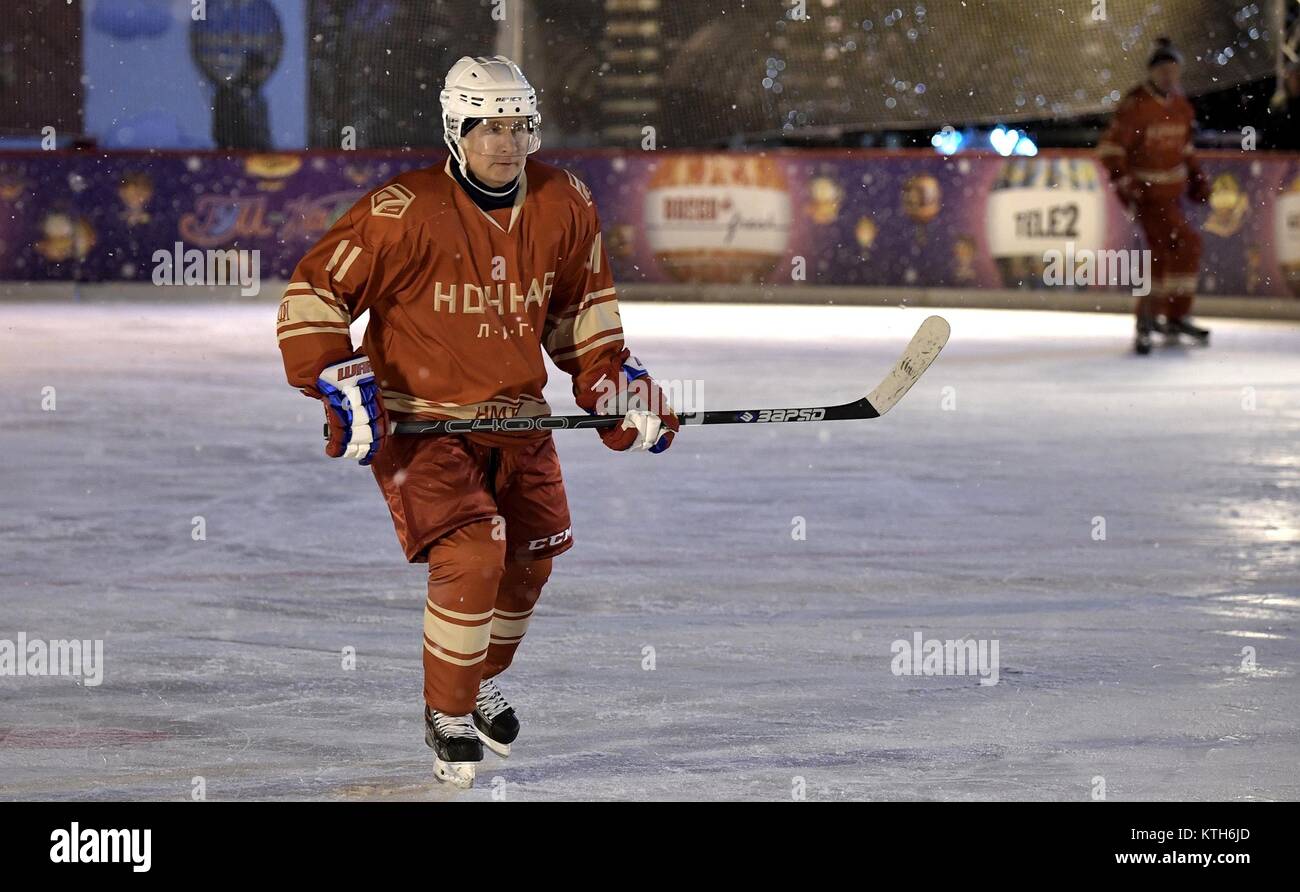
[390,396,879,436]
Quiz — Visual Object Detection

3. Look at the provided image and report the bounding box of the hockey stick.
[390,315,950,436]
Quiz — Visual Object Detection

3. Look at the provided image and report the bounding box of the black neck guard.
[449,160,520,211]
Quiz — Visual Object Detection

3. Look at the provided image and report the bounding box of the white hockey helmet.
[440,55,541,194]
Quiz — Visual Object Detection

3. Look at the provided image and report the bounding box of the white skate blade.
[475,726,511,758]
[434,758,476,789]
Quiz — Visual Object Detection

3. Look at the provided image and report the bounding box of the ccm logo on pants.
[528,527,573,551]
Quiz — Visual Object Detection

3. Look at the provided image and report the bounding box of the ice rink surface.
[1,301,1297,801]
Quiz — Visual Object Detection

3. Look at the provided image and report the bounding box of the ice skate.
[474,677,520,758]
[1169,316,1210,346]
[1134,316,1154,355]
[425,706,482,789]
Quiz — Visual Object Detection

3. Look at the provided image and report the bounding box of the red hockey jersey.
[1097,82,1203,200]
[275,158,625,446]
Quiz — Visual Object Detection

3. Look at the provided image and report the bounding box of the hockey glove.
[575,352,679,454]
[316,355,387,465]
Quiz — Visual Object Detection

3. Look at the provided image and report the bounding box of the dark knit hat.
[1148,37,1183,68]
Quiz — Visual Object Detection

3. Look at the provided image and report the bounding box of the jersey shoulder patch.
[371,182,416,219]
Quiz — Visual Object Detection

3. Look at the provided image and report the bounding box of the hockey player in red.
[1098,38,1212,355]
[275,56,679,788]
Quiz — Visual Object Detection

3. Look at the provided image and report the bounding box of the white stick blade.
[865,315,951,415]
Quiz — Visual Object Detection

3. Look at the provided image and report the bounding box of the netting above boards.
[300,1,1279,149]
[653,0,1276,142]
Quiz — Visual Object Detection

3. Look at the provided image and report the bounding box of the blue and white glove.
[574,352,679,454]
[316,355,387,466]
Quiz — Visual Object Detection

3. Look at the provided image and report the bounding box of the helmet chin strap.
[454,150,523,200]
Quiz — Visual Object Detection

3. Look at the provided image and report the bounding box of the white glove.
[621,409,665,452]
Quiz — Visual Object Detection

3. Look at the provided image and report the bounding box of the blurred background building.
[1,0,1297,151]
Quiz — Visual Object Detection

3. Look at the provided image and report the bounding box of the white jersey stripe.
[334,245,363,282]
[324,240,350,274]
